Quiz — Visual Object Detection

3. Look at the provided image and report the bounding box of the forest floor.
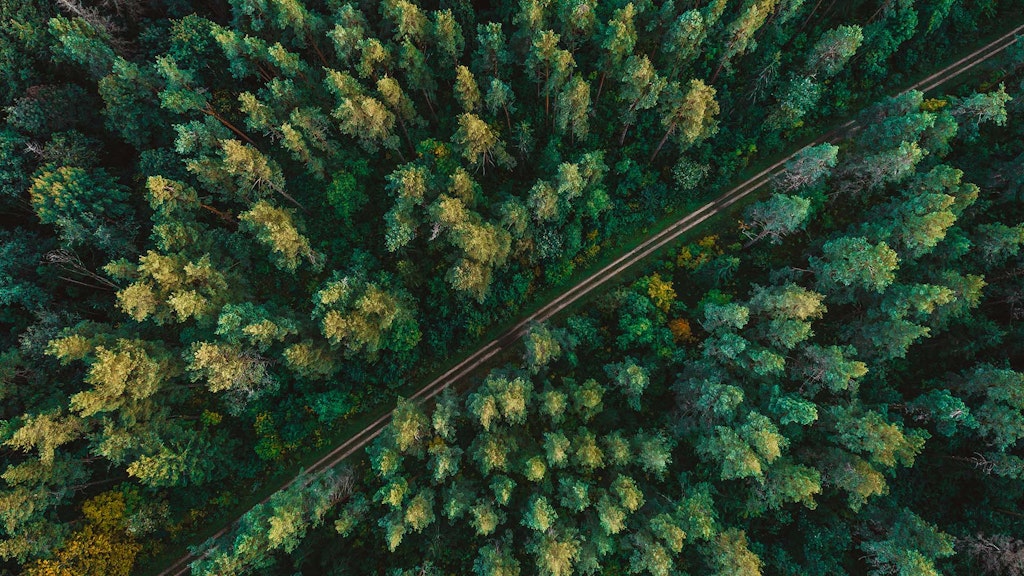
[146,20,1024,576]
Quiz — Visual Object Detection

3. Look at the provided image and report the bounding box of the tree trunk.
[650,122,677,162]
[58,275,114,291]
[710,58,726,84]
[273,185,308,213]
[544,65,551,118]
[799,0,826,34]
[867,0,894,25]
[201,203,236,225]
[742,231,768,249]
[255,63,275,83]
[619,121,631,145]
[396,116,415,155]
[620,97,643,145]
[422,89,438,122]
[308,32,330,68]
[711,33,740,84]
[204,106,259,147]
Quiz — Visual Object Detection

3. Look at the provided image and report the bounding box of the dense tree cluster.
[279,76,1024,576]
[0,0,1021,574]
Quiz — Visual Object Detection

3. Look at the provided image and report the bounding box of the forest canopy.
[296,81,1024,575]
[0,0,1022,575]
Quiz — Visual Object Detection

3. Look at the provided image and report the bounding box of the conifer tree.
[806,25,864,78]
[617,54,666,144]
[652,78,720,160]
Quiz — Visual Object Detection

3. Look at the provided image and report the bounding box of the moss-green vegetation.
[0,0,1022,574]
[283,79,1024,576]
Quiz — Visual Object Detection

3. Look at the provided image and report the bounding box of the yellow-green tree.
[25,492,141,576]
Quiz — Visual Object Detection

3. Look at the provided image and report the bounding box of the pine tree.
[617,54,666,145]
[554,76,590,141]
[48,16,117,78]
[806,25,864,78]
[454,113,516,173]
[663,10,707,74]
[432,9,465,68]
[764,76,821,131]
[486,78,516,130]
[712,0,779,83]
[326,69,401,153]
[810,237,900,298]
[29,165,132,253]
[742,193,810,247]
[473,536,521,576]
[526,30,575,119]
[239,201,321,272]
[711,529,763,576]
[314,272,422,358]
[652,78,719,160]
[597,3,637,103]
[473,22,511,79]
[4,410,85,467]
[155,55,256,145]
[950,84,1011,140]
[455,65,482,113]
[860,509,954,576]
[772,143,838,192]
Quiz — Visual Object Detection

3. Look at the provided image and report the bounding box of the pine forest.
[1,0,1023,574]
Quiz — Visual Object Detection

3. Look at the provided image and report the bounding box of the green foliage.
[24,491,140,576]
[390,398,429,454]
[765,76,822,132]
[314,271,422,358]
[605,359,648,410]
[29,165,132,253]
[950,84,1012,140]
[711,528,763,576]
[4,1,1024,574]
[192,470,350,574]
[474,535,521,576]
[860,509,954,576]
[742,193,811,246]
[807,25,864,78]
[524,323,563,373]
[48,16,116,78]
[811,237,900,296]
